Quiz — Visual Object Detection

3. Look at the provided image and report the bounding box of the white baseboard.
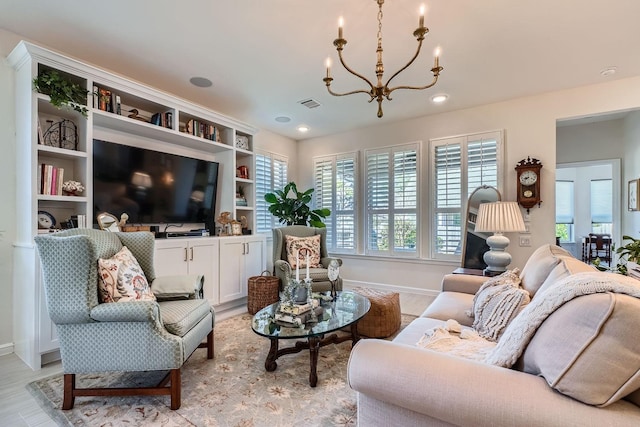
[343,279,440,297]
[0,342,14,357]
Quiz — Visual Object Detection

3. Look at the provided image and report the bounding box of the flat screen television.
[93,139,219,232]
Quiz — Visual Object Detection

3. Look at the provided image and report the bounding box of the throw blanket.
[484,271,640,367]
[416,320,496,361]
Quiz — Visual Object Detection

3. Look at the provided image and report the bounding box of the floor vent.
[298,98,321,109]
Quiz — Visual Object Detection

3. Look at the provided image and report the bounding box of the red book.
[51,167,58,195]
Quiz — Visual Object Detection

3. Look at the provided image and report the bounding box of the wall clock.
[515,156,543,213]
[38,210,56,229]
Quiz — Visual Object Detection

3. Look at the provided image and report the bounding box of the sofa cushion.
[421,292,476,327]
[520,292,640,407]
[519,244,571,297]
[535,255,596,297]
[158,299,212,337]
[97,246,155,303]
[285,234,322,268]
[469,269,530,341]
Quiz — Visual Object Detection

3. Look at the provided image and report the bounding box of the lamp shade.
[475,201,526,233]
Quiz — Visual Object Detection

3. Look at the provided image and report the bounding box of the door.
[218,238,246,303]
[188,239,219,302]
[154,240,189,277]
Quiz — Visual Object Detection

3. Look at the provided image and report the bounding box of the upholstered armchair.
[272,225,343,292]
[34,229,214,410]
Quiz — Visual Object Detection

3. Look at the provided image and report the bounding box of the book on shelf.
[39,163,66,196]
[92,85,98,108]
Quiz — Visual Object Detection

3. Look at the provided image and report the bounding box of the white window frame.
[429,130,504,261]
[313,152,358,254]
[255,150,288,234]
[364,143,419,258]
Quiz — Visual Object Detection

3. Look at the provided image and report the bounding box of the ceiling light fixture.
[189,77,213,88]
[323,1,443,118]
[600,66,617,77]
[431,93,448,103]
[297,125,309,133]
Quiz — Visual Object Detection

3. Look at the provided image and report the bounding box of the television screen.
[93,139,219,230]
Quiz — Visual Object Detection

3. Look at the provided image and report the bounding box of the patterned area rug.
[28,313,417,426]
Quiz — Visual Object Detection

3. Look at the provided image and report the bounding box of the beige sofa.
[348,244,640,426]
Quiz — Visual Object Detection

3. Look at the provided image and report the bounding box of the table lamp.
[474,201,526,275]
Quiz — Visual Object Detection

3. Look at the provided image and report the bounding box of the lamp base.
[483,233,512,274]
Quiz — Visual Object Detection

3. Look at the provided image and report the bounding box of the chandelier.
[323,0,443,118]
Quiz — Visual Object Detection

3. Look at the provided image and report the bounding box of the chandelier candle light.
[474,201,527,275]
[323,1,443,118]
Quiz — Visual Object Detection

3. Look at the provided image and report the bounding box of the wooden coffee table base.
[264,323,361,387]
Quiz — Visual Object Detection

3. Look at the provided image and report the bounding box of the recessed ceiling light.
[297,125,309,133]
[431,94,449,104]
[189,77,213,88]
[275,116,291,123]
[600,67,617,77]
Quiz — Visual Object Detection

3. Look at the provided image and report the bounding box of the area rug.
[28,313,417,427]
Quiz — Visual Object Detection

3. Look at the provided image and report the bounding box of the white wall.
[623,112,640,237]
[297,76,640,293]
[557,119,626,164]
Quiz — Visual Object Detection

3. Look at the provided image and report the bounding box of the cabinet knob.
[184,247,188,262]
[190,247,194,261]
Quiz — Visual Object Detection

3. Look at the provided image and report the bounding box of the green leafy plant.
[594,235,640,274]
[33,70,90,117]
[264,182,330,227]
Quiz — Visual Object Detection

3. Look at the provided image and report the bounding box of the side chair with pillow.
[34,229,214,410]
[272,225,343,292]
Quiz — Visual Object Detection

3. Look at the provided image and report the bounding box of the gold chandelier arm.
[336,47,376,93]
[387,69,441,97]
[323,77,375,99]
[384,34,425,90]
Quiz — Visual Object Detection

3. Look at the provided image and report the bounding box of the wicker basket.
[353,287,401,338]
[247,270,280,314]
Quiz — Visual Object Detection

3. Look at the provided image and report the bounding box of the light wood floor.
[0,291,435,426]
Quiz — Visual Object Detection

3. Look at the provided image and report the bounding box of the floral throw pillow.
[467,268,530,342]
[98,246,156,303]
[285,234,322,268]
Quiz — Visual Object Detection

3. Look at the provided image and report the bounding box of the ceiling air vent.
[298,98,321,109]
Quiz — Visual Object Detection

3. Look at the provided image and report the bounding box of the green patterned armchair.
[34,229,214,410]
[273,225,343,292]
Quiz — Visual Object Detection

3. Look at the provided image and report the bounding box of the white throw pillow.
[468,269,530,341]
[98,246,155,303]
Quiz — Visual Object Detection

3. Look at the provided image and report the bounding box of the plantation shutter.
[365,144,418,256]
[313,154,357,253]
[255,152,288,233]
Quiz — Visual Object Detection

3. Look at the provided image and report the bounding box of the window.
[365,144,418,256]
[255,151,288,233]
[313,153,357,253]
[431,131,501,258]
[591,179,612,234]
[556,180,575,242]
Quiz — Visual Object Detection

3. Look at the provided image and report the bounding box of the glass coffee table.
[251,290,371,387]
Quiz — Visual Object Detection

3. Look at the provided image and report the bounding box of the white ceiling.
[2,0,640,140]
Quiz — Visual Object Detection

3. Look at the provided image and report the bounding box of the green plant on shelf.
[33,70,91,118]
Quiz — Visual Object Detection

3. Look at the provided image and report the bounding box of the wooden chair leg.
[169,368,181,410]
[62,374,75,410]
[207,330,214,359]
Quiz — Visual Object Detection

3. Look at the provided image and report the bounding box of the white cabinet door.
[219,238,246,303]
[218,236,266,304]
[154,238,219,303]
[154,240,190,277]
[187,239,219,302]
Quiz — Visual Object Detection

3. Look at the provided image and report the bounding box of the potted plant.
[264,181,330,227]
[594,235,640,275]
[33,69,90,117]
